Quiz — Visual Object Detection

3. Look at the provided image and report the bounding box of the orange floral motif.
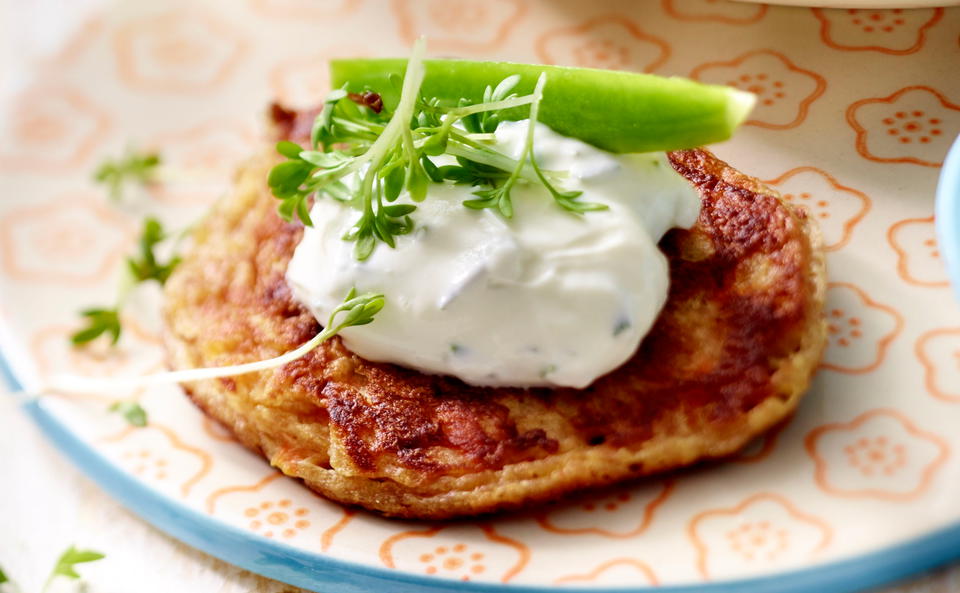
[270,45,370,110]
[888,217,950,288]
[820,283,903,374]
[321,509,355,552]
[206,472,283,513]
[248,0,361,19]
[102,424,213,498]
[206,472,355,549]
[536,16,670,73]
[392,0,525,53]
[688,493,832,579]
[813,8,943,55]
[690,50,825,130]
[123,448,169,480]
[380,525,528,583]
[536,480,674,538]
[847,86,960,168]
[0,86,109,172]
[0,197,134,284]
[764,167,871,252]
[41,16,104,68]
[147,120,258,206]
[242,498,313,540]
[115,12,247,92]
[662,0,767,24]
[554,558,658,585]
[805,409,949,501]
[916,328,960,402]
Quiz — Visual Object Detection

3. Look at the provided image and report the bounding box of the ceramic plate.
[2,1,960,592]
[740,1,956,8]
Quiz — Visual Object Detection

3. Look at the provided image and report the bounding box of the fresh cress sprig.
[43,546,105,593]
[267,39,603,261]
[48,288,384,394]
[93,148,161,202]
[108,401,148,427]
[71,217,181,348]
[0,546,106,593]
[127,217,182,284]
[70,217,183,427]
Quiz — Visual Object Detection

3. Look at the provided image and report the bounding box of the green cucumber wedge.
[330,58,755,154]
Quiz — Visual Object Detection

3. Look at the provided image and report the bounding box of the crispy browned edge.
[163,147,826,519]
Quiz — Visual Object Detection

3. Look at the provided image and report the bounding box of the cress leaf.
[108,401,148,427]
[49,546,105,581]
[267,44,592,260]
[126,217,181,285]
[71,308,121,346]
[276,141,304,159]
[93,149,161,202]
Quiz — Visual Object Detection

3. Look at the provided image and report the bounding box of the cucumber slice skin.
[330,58,750,153]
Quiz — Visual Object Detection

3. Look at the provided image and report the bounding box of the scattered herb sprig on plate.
[93,148,161,202]
[69,217,183,427]
[108,401,148,427]
[268,38,605,261]
[71,217,181,348]
[48,288,384,396]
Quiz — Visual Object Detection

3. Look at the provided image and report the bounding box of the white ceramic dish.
[2,1,959,592]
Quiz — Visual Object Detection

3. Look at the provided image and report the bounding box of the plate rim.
[3,349,960,593]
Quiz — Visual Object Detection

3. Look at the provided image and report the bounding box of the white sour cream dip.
[286,121,701,388]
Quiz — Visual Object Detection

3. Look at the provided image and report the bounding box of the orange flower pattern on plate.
[380,525,528,583]
[688,493,832,579]
[536,16,670,73]
[115,12,247,92]
[805,409,949,501]
[916,328,960,403]
[0,86,109,172]
[242,498,313,540]
[102,424,213,498]
[846,86,960,168]
[820,283,903,374]
[554,558,658,586]
[206,472,356,548]
[248,0,361,19]
[764,167,871,252]
[536,480,674,537]
[662,0,767,24]
[148,120,258,206]
[391,0,525,53]
[813,8,943,55]
[888,216,950,288]
[690,50,825,129]
[0,197,133,284]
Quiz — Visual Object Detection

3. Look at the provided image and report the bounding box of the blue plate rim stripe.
[3,345,960,593]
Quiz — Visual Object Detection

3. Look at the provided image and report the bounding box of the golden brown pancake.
[163,113,826,519]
